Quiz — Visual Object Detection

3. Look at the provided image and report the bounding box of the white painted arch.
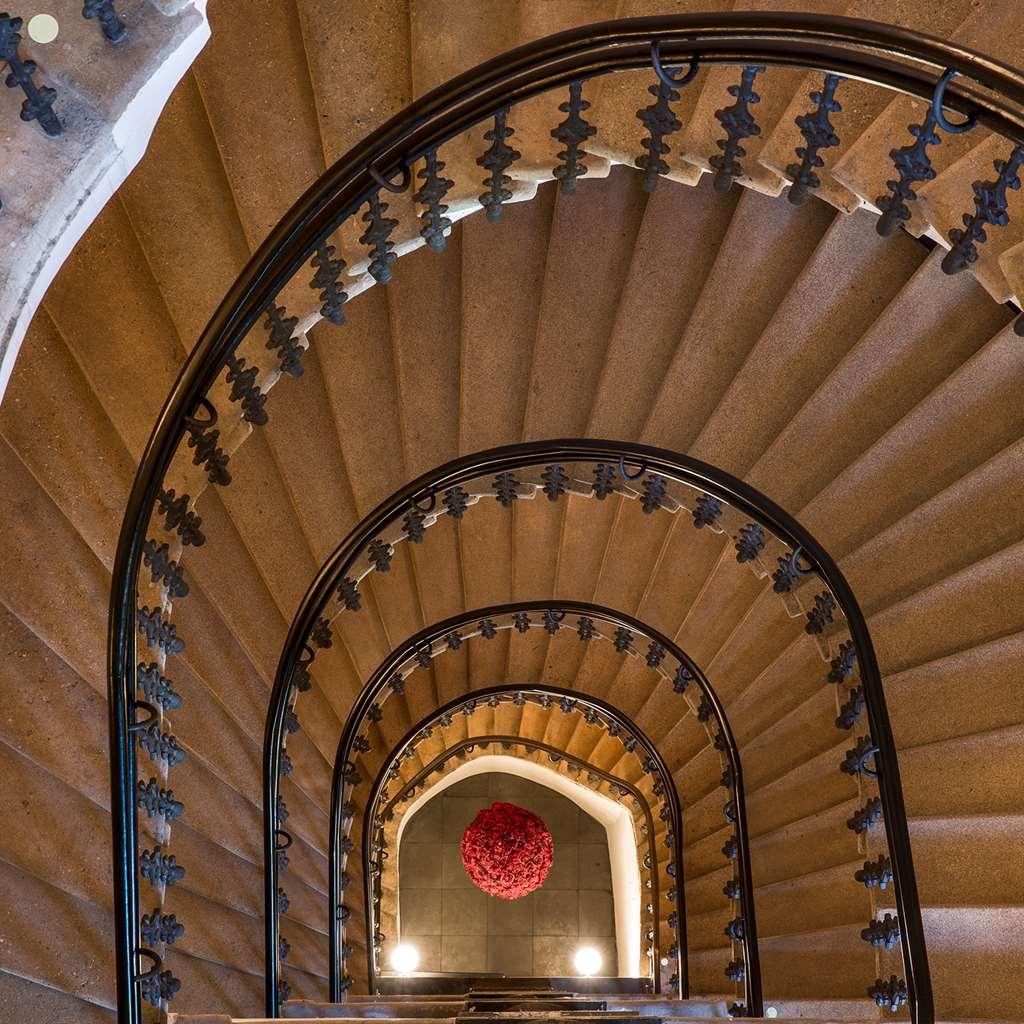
[394,754,643,978]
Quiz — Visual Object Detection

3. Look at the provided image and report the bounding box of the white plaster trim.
[0,1,210,404]
[394,755,642,978]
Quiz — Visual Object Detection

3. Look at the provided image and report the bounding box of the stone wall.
[397,773,617,976]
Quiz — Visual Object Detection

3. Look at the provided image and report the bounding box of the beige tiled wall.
[398,773,617,976]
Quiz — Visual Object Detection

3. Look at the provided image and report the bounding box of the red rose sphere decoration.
[460,801,554,900]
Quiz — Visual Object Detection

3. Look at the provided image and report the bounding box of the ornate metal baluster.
[828,641,857,682]
[183,398,231,486]
[805,591,836,634]
[477,108,520,222]
[360,191,398,283]
[855,855,893,890]
[541,463,569,501]
[265,304,305,378]
[0,16,62,136]
[137,663,182,711]
[140,846,185,886]
[861,913,901,949]
[710,66,765,192]
[876,108,940,237]
[83,0,127,43]
[635,79,682,192]
[310,241,348,325]
[593,462,617,499]
[141,909,184,946]
[941,145,1024,274]
[137,722,186,767]
[787,75,842,205]
[734,523,765,563]
[415,149,454,251]
[840,735,879,777]
[156,489,205,547]
[692,493,722,529]
[641,474,667,513]
[137,779,184,822]
[139,966,181,1008]
[494,471,520,507]
[672,664,693,693]
[225,352,268,426]
[337,576,361,611]
[443,485,469,519]
[847,796,882,834]
[141,540,188,599]
[835,686,865,730]
[552,81,596,194]
[368,538,393,572]
[137,606,185,656]
[869,976,908,1012]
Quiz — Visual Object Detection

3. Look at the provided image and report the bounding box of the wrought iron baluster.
[156,489,204,547]
[735,523,765,563]
[787,75,842,205]
[310,241,348,325]
[693,493,722,529]
[876,107,941,237]
[0,15,61,136]
[856,855,893,890]
[941,145,1024,274]
[635,78,682,192]
[541,463,569,501]
[477,108,520,221]
[552,80,596,194]
[862,913,901,950]
[710,66,765,192]
[83,0,127,42]
[415,149,454,252]
[137,662,182,711]
[265,304,304,378]
[360,191,398,284]
[183,397,231,486]
[869,975,908,1012]
[137,606,185,656]
[224,352,268,426]
[141,540,188,598]
[141,909,184,946]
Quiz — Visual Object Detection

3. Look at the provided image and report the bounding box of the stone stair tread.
[5,3,1024,1020]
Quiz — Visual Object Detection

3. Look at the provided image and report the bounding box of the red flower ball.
[460,802,554,900]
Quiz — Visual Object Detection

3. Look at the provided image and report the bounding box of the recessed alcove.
[398,773,618,976]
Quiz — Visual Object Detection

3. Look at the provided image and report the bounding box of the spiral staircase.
[1,5,1023,1024]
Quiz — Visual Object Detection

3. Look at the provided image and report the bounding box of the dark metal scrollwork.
[552,81,596,194]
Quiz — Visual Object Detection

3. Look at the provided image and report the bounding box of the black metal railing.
[101,14,1024,1023]
[355,683,684,992]
[258,438,912,1018]
[315,608,758,1005]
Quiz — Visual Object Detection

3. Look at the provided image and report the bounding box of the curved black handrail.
[323,606,754,1003]
[263,440,923,1017]
[99,14,1013,1021]
[289,591,759,1011]
[321,602,761,1003]
[359,689,677,991]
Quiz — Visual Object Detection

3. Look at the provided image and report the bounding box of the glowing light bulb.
[765,1009,778,1019]
[390,943,419,975]
[574,946,602,977]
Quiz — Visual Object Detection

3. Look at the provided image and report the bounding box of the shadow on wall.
[398,773,617,976]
